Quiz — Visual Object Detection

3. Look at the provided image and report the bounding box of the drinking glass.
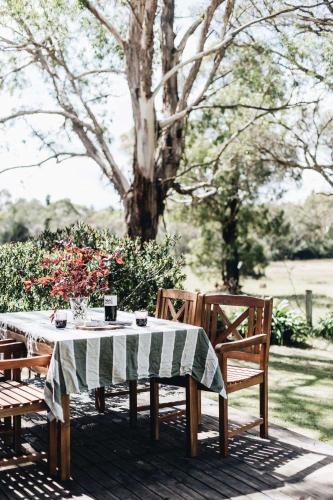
[55,310,67,329]
[135,310,148,327]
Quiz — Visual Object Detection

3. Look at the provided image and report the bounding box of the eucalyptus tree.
[0,0,326,239]
[177,104,294,293]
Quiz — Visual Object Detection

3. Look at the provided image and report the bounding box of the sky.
[0,2,331,210]
[1,109,329,210]
[1,155,330,209]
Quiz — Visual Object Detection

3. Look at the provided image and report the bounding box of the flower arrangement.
[24,241,124,301]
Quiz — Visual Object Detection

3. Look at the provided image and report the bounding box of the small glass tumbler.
[55,311,67,329]
[135,310,148,327]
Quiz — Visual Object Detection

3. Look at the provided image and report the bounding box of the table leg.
[129,380,138,427]
[95,387,105,413]
[185,375,198,457]
[59,394,70,481]
[150,377,160,441]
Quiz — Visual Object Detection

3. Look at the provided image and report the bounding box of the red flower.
[24,280,33,291]
[24,242,124,300]
[114,251,124,265]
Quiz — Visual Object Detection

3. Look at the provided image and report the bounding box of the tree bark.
[221,173,240,294]
[125,169,165,240]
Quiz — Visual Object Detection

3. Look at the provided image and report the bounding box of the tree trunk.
[125,169,165,240]
[221,176,241,294]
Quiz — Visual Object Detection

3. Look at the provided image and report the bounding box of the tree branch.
[159,98,308,129]
[0,109,94,132]
[177,0,224,111]
[153,4,311,98]
[176,17,204,53]
[84,1,126,48]
[0,152,87,175]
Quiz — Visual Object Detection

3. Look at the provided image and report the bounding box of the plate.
[75,321,126,331]
[76,325,124,331]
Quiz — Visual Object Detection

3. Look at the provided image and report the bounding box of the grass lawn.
[233,339,333,444]
[185,259,333,444]
[206,339,333,445]
[185,258,333,325]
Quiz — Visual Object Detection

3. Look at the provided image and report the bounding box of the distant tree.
[179,109,292,293]
[0,0,324,239]
[0,196,124,242]
[2,221,30,242]
[268,194,333,260]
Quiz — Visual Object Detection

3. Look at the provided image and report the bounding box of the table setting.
[0,240,226,480]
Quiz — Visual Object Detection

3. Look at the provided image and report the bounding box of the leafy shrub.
[314,313,333,341]
[0,223,185,314]
[271,300,311,346]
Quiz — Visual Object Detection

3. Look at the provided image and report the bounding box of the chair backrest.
[155,288,202,326]
[200,294,273,365]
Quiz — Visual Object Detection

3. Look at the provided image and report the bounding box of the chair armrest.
[0,354,51,370]
[215,334,267,354]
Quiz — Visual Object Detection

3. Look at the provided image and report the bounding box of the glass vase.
[70,297,89,323]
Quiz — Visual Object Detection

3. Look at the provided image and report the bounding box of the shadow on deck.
[0,390,332,500]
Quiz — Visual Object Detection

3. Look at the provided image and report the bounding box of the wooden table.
[0,309,224,480]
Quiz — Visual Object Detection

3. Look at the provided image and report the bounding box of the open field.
[185,258,333,324]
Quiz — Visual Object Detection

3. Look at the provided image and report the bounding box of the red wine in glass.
[55,311,67,329]
[55,319,67,329]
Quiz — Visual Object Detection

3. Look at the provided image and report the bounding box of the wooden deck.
[0,387,332,500]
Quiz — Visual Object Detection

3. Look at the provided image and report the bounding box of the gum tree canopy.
[0,0,329,239]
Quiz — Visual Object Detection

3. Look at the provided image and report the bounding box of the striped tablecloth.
[0,309,226,421]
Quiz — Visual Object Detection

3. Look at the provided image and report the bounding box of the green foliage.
[269,194,333,261]
[181,111,292,291]
[0,192,125,243]
[271,300,311,346]
[314,313,333,341]
[0,223,185,314]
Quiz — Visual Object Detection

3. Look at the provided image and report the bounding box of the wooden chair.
[150,289,202,440]
[0,340,28,445]
[0,342,57,475]
[200,293,273,456]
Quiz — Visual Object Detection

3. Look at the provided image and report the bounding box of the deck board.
[0,389,332,500]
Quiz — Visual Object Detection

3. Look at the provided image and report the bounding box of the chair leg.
[150,377,160,441]
[4,417,12,446]
[13,416,21,453]
[129,380,138,427]
[95,387,105,413]
[260,377,268,438]
[219,395,228,457]
[48,419,57,477]
[197,390,202,426]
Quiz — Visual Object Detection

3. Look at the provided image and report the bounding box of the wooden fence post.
[305,290,313,327]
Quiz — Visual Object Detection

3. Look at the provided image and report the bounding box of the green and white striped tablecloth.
[0,309,226,421]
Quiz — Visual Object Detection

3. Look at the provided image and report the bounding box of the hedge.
[0,223,185,314]
[271,300,311,346]
[314,313,333,341]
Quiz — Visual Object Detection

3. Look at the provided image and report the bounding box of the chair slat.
[217,308,248,343]
[248,308,254,337]
[14,382,44,400]
[0,382,41,404]
[0,392,17,407]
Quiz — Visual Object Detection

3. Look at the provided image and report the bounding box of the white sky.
[0,87,133,209]
[0,2,331,210]
[1,114,329,209]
